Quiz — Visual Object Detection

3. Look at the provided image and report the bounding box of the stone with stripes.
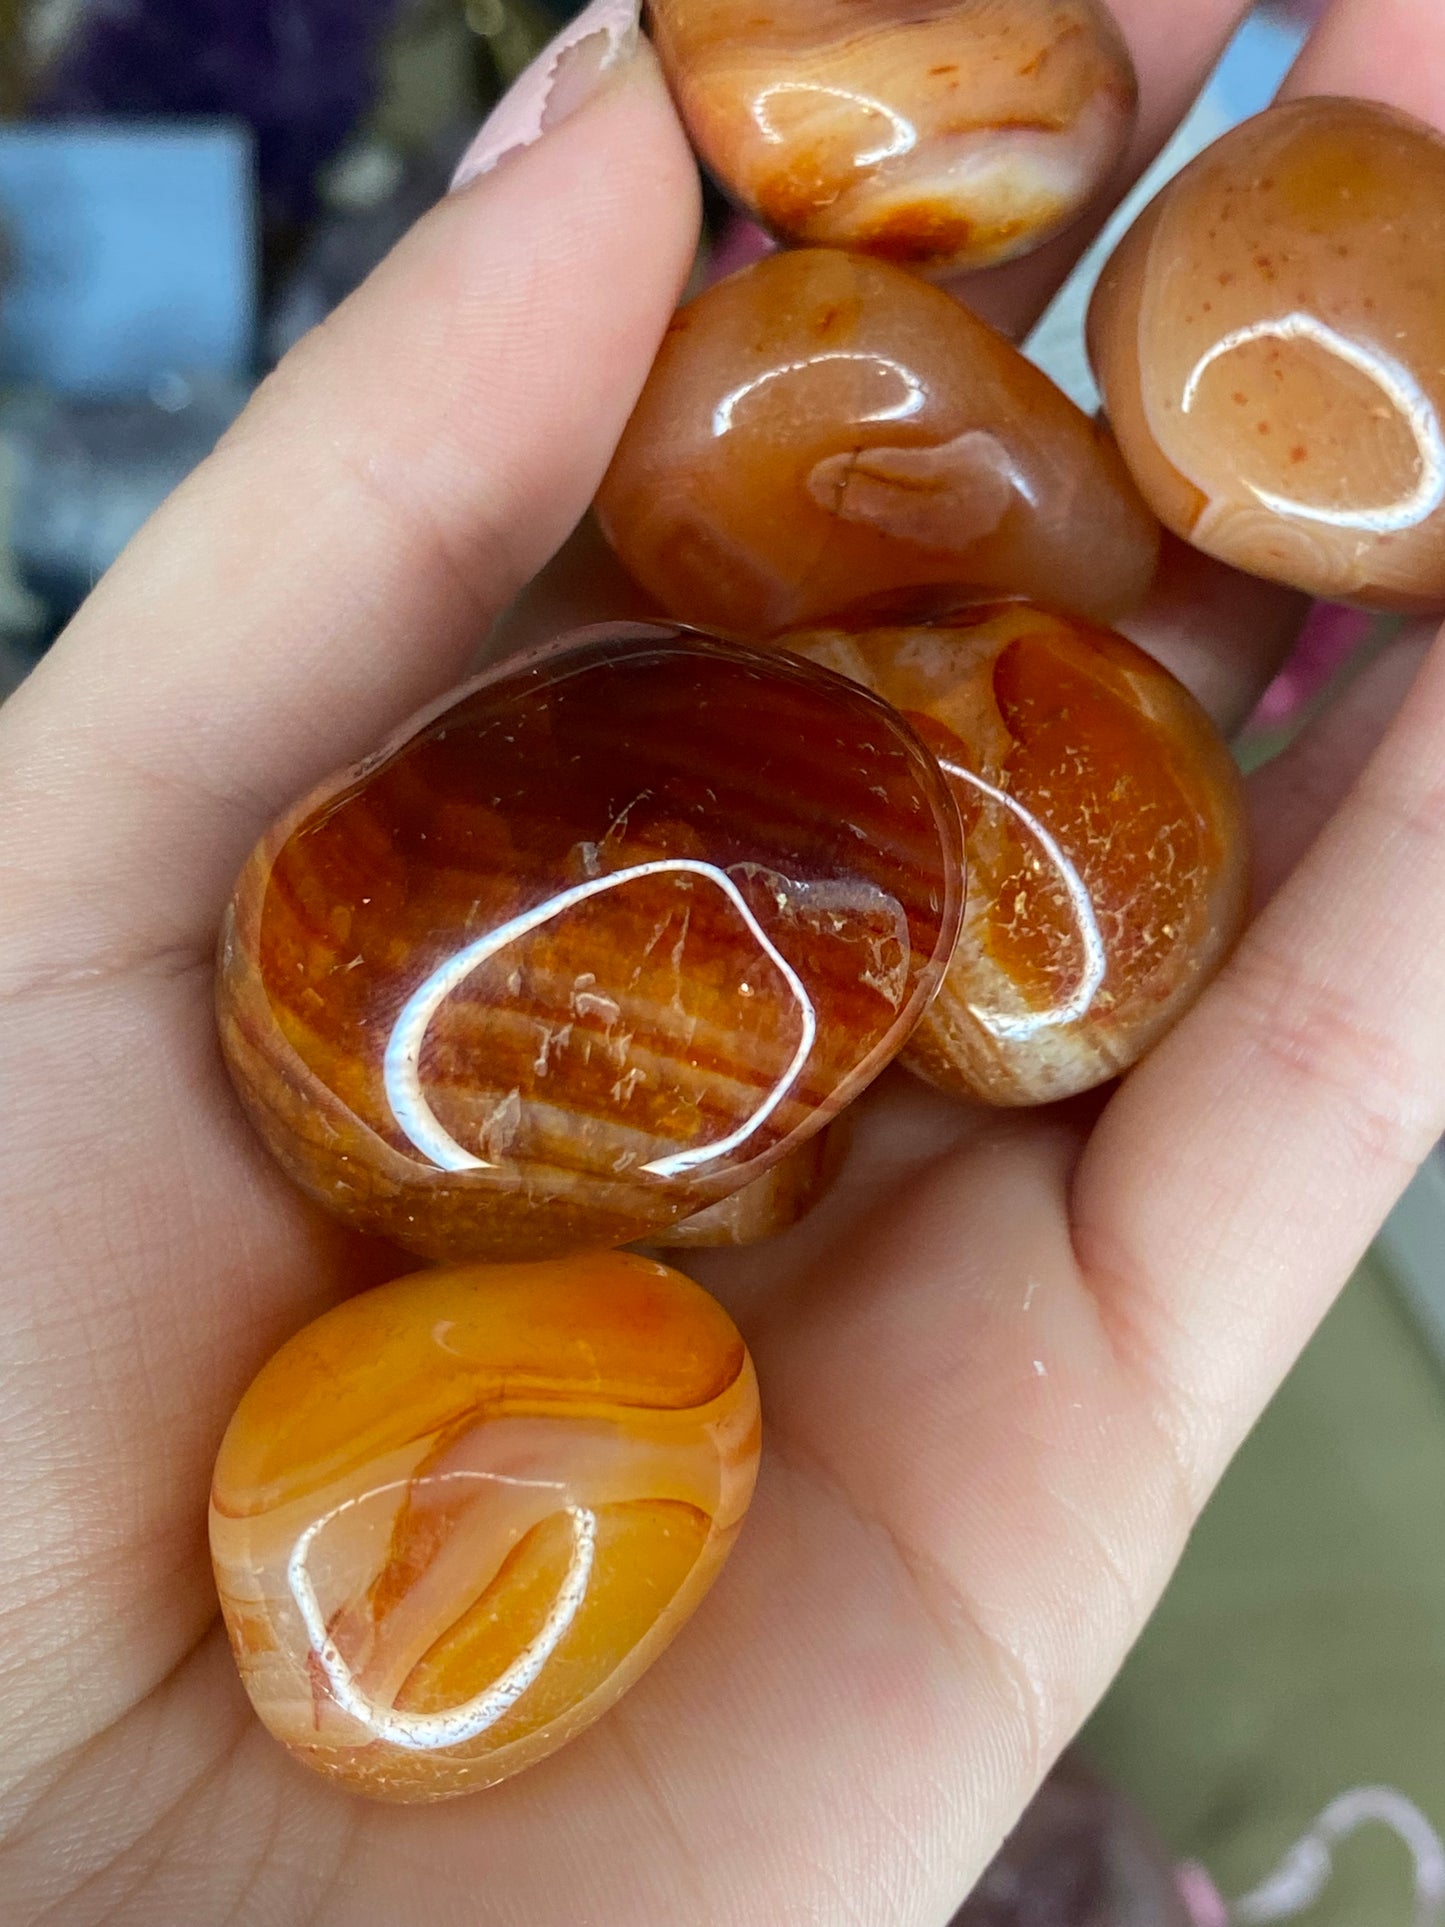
[217,623,963,1259]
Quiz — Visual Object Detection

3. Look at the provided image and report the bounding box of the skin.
[0,3,1442,1922]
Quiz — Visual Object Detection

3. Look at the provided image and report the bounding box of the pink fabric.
[1251,602,1372,730]
[1176,1861,1232,1927]
[705,216,775,286]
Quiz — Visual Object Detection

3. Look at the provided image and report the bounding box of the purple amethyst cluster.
[35,0,406,224]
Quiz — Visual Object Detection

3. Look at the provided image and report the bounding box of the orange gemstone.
[786,602,1250,1104]
[596,249,1159,637]
[1090,98,1445,610]
[218,625,963,1259]
[211,1253,761,1801]
[653,1116,848,1247]
[648,0,1136,275]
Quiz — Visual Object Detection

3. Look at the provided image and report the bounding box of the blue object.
[0,124,256,397]
[1209,8,1309,123]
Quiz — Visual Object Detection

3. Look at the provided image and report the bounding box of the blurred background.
[1,2,1442,1922]
[0,0,569,688]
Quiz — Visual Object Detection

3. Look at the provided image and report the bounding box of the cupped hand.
[1,2,1442,1921]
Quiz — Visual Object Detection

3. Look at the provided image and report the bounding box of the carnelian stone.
[596,249,1159,637]
[1089,98,1445,610]
[211,1253,761,1801]
[218,625,963,1260]
[786,602,1249,1104]
[649,0,1136,275]
[653,1117,847,1247]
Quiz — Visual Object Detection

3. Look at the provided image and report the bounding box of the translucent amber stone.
[218,625,963,1261]
[596,249,1159,637]
[211,1253,761,1801]
[1089,98,1445,611]
[648,0,1137,275]
[653,1119,846,1247]
[787,602,1249,1104]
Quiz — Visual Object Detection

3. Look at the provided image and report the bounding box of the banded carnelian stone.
[787,602,1249,1104]
[596,249,1159,637]
[1090,98,1445,610]
[649,0,1137,275]
[653,1117,848,1247]
[218,625,963,1260]
[211,1253,761,1801]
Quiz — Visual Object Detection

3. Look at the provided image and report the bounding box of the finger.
[1072,0,1445,1484]
[0,33,699,985]
[686,1068,997,1321]
[1286,0,1445,126]
[486,511,667,663]
[1076,616,1445,1500]
[0,28,699,1785]
[955,0,1259,338]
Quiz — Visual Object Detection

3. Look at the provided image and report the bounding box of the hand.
[1,3,1440,1920]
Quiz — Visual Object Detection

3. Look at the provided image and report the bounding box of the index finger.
[0,28,699,986]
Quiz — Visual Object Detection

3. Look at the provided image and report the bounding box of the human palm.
[3,2,1444,1920]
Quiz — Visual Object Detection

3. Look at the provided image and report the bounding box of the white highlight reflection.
[1181,313,1445,533]
[712,351,925,438]
[752,80,917,167]
[289,1475,594,1751]
[382,859,817,1179]
[940,760,1106,1038]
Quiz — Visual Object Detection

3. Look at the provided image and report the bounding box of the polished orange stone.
[218,625,963,1260]
[649,0,1136,275]
[1089,98,1445,610]
[596,249,1159,637]
[653,1117,847,1247]
[786,601,1250,1104]
[211,1253,761,1801]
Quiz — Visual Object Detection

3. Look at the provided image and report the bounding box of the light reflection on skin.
[1180,313,1445,534]
[712,351,926,438]
[288,1472,594,1751]
[381,859,818,1180]
[751,80,918,168]
[938,759,1107,1037]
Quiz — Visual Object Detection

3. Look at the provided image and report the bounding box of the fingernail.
[451,0,644,191]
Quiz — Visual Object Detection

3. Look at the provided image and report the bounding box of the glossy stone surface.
[218,625,963,1260]
[211,1253,761,1801]
[1090,98,1445,611]
[654,1118,846,1247]
[596,249,1159,637]
[787,602,1249,1104]
[649,0,1136,275]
